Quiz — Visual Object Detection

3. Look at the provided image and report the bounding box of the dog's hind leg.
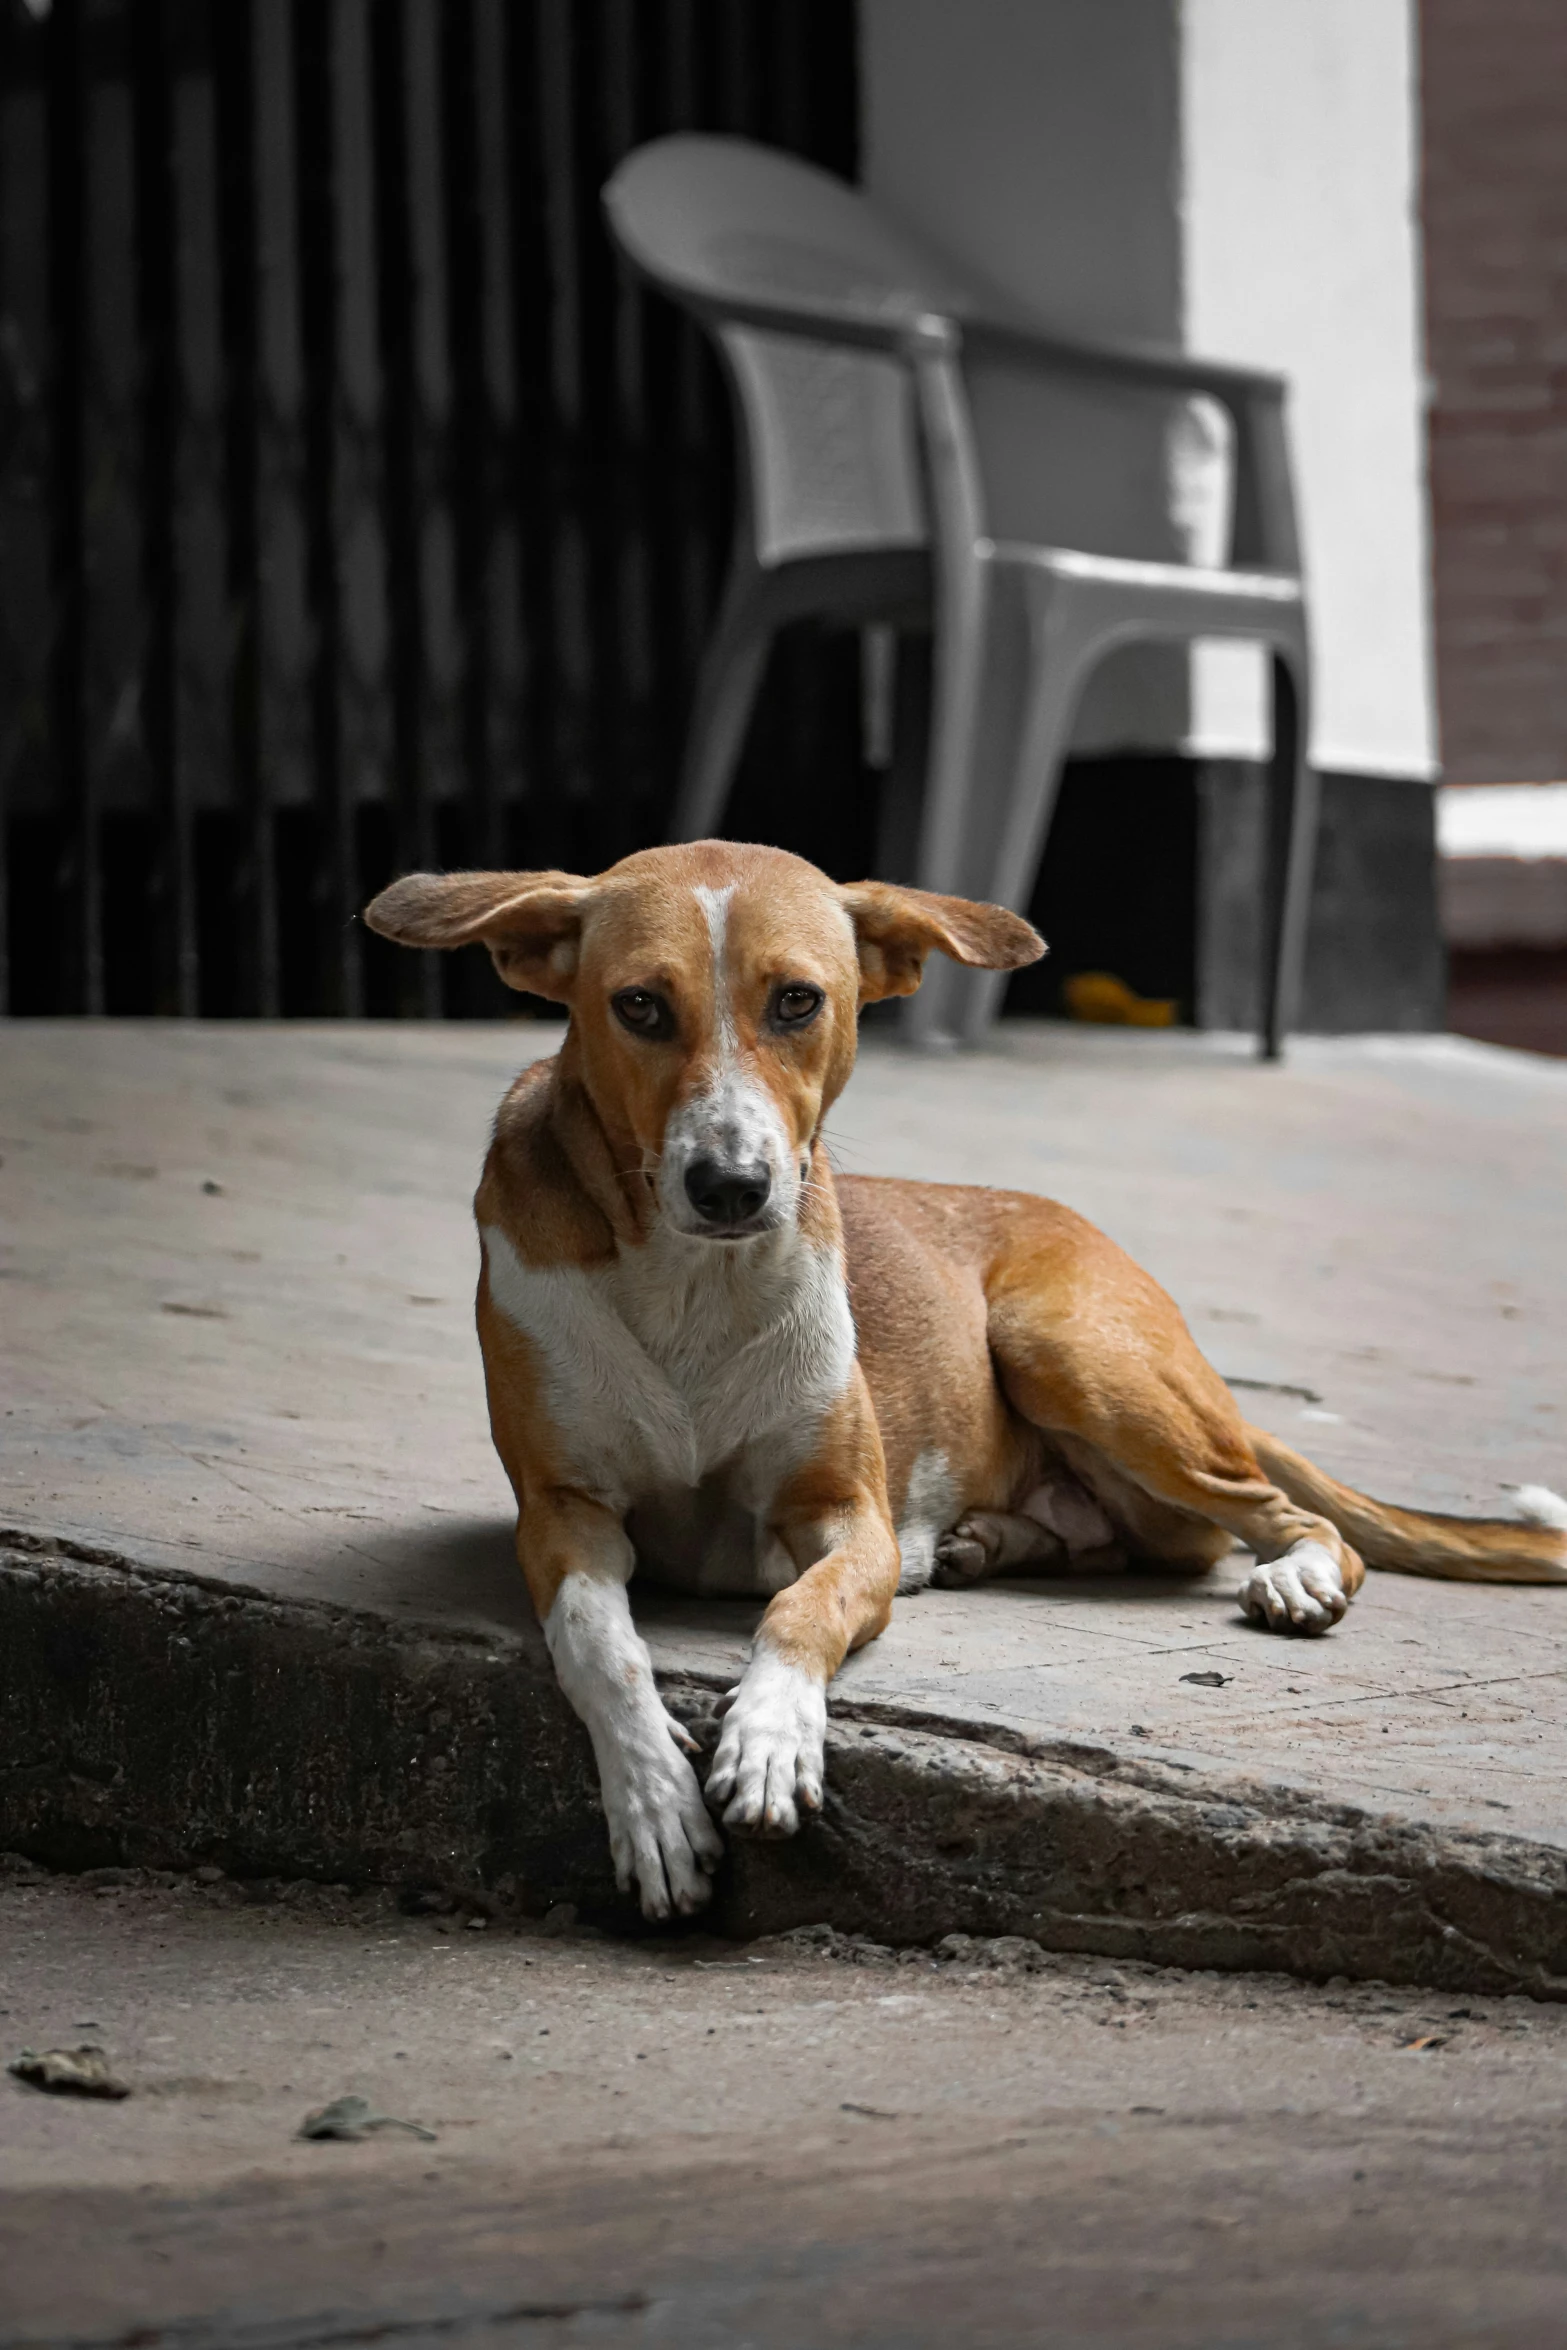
[983,1225,1366,1634]
[934,1509,1068,1585]
[932,1467,1126,1585]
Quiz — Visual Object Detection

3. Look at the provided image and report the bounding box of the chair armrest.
[637,275,1287,404]
[962,314,1301,575]
[964,312,1288,404]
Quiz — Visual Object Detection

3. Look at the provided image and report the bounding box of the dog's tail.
[1247,1426,1567,1584]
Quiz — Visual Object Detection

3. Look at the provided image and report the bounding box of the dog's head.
[365,843,1042,1242]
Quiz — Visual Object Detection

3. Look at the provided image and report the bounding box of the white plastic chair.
[603,136,1316,1055]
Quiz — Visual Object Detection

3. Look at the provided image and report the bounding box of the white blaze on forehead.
[692,882,738,1059]
[655,877,797,1231]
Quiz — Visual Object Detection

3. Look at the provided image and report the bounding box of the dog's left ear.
[839,881,1045,1002]
[363,869,594,1000]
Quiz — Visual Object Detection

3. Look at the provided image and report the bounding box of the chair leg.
[670,580,775,843]
[861,624,897,770]
[872,632,931,886]
[1260,649,1318,1059]
[907,605,1091,1048]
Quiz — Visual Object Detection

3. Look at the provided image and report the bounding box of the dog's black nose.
[684,1156,772,1229]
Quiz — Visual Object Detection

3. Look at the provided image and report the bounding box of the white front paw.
[1240,1540,1348,1636]
[599,1728,725,1920]
[706,1649,827,1837]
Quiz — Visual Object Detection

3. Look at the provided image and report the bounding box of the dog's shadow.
[314,1516,1231,1661]
[315,1514,769,1653]
[275,1513,534,1640]
[993,1560,1234,1606]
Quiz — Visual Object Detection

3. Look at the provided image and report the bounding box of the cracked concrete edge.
[4,1535,1566,2000]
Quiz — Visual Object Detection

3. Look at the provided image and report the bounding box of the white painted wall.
[1181,0,1435,776]
[859,0,1437,779]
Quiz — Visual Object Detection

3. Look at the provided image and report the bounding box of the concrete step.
[8,1527,1567,1997]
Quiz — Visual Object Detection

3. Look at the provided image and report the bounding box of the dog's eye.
[612,989,671,1039]
[772,983,824,1029]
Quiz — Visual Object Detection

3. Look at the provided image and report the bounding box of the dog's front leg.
[522,1492,724,1919]
[708,1417,900,1837]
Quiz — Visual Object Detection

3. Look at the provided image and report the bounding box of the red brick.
[1423,0,1567,779]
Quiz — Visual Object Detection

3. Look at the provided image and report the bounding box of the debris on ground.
[8,2045,131,2099]
[1180,1670,1233,1688]
[299,2094,437,2143]
[769,1924,901,1967]
[1400,2033,1450,2052]
[769,1923,1059,1975]
[933,1933,1055,1973]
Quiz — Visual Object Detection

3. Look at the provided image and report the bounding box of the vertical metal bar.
[369,0,436,1015]
[602,0,652,842]
[644,0,723,835]
[172,33,230,1012]
[537,0,580,440]
[714,0,757,135]
[567,0,626,857]
[535,0,588,845]
[254,0,309,1005]
[0,12,11,1012]
[442,0,497,890]
[215,0,276,1016]
[501,0,562,865]
[292,0,356,1014]
[0,12,42,1013]
[332,0,385,1003]
[813,0,862,176]
[543,0,588,861]
[131,0,195,1015]
[602,0,639,443]
[765,0,811,155]
[473,0,524,864]
[46,0,94,1013]
[658,0,721,740]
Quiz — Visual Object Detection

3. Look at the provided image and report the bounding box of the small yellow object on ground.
[1064,971,1178,1027]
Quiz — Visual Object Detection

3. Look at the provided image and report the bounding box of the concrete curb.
[5,1535,1567,1998]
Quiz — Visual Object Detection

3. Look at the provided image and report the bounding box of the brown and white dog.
[366,842,1567,1920]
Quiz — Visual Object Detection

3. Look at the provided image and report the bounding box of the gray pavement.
[6,1860,1567,2347]
[6,1019,1567,1844]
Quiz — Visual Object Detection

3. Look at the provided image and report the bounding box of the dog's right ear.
[363,870,594,1001]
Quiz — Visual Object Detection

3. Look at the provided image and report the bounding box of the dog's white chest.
[480,1223,856,1522]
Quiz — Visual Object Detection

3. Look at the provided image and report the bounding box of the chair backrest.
[716,327,924,566]
[603,134,971,329]
[603,138,969,567]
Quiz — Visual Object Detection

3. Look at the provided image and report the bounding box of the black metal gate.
[0,0,860,1017]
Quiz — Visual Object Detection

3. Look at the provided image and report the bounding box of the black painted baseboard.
[1001,756,1445,1034]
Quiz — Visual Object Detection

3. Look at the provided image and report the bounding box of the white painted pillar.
[1181,0,1435,777]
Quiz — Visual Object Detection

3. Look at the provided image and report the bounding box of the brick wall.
[1422,0,1567,783]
